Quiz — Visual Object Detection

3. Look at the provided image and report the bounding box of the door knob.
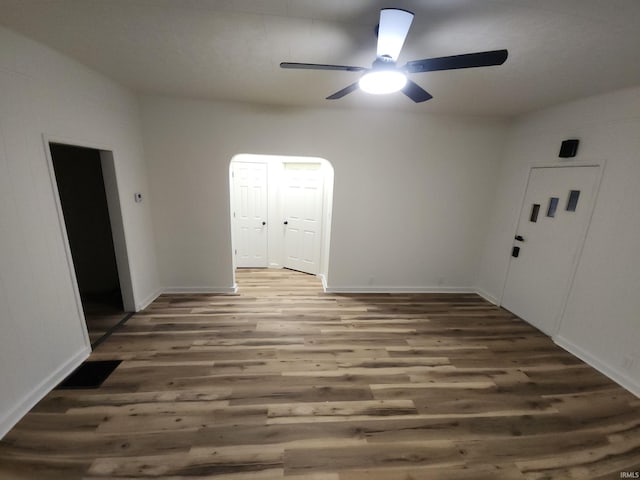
[283,220,288,225]
[262,221,266,226]
[514,235,525,242]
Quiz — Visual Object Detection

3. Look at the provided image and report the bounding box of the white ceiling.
[1,0,639,116]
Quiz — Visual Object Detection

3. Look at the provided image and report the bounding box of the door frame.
[43,135,136,346]
[498,160,606,336]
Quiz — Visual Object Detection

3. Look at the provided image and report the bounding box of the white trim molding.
[324,285,476,294]
[163,286,238,295]
[0,346,90,439]
[135,285,240,311]
[554,335,640,398]
[135,287,164,311]
[474,287,499,305]
[318,274,328,292]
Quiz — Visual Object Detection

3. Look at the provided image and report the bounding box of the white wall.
[141,95,508,292]
[0,27,160,437]
[477,85,640,394]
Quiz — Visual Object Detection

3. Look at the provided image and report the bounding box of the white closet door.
[232,162,268,267]
[282,163,323,275]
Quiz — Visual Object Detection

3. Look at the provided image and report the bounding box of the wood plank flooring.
[82,298,129,346]
[1,268,639,479]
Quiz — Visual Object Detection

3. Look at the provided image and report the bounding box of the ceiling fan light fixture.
[280,7,508,103]
[359,70,407,95]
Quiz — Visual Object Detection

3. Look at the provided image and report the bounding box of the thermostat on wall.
[134,192,143,203]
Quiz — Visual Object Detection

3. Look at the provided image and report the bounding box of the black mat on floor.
[57,360,121,389]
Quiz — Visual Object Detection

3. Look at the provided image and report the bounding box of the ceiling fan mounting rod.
[371,56,397,71]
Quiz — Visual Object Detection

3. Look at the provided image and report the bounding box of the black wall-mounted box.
[559,139,579,158]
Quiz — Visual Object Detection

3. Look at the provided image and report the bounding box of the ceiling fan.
[280,8,508,103]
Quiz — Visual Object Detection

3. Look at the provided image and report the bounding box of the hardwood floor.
[1,268,639,479]
[83,304,129,346]
[82,292,129,346]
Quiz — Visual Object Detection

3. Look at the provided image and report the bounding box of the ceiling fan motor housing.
[372,56,397,70]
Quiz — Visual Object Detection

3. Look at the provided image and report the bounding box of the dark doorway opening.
[50,143,129,346]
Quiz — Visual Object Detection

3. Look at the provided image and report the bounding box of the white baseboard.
[318,274,328,292]
[135,287,163,312]
[133,285,242,312]
[0,346,90,439]
[163,286,238,294]
[324,285,476,294]
[474,287,499,305]
[554,335,640,398]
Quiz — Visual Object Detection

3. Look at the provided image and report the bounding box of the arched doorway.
[229,154,334,287]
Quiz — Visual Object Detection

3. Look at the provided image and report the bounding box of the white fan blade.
[377,8,414,61]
